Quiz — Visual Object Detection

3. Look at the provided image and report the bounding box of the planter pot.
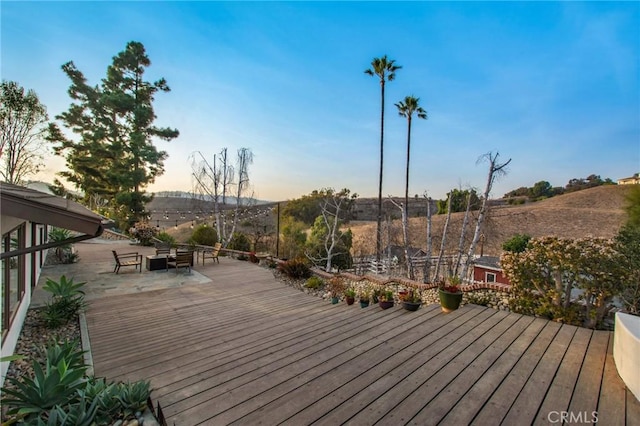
[360,300,370,308]
[402,301,421,312]
[346,296,355,305]
[331,296,339,304]
[439,289,463,313]
[379,300,394,310]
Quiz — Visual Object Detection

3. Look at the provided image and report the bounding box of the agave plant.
[42,276,86,299]
[116,380,152,417]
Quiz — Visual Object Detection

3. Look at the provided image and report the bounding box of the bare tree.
[190,147,253,247]
[306,188,357,272]
[453,190,473,276]
[422,193,433,283]
[434,193,453,281]
[460,151,511,280]
[388,197,413,279]
[0,81,48,184]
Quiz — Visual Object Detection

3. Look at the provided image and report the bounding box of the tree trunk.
[453,191,472,276]
[376,80,385,265]
[460,152,511,281]
[423,196,432,283]
[434,194,452,281]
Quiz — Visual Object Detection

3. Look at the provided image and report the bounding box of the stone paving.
[32,238,213,307]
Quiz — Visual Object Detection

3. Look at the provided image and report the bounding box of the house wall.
[1,216,47,385]
[473,266,510,285]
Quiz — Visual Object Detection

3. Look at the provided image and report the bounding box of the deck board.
[82,260,637,425]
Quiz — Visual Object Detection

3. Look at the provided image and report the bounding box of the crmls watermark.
[547,411,598,424]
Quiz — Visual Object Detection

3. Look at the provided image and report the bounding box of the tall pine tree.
[48,41,179,228]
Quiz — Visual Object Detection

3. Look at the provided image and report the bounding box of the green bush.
[228,232,251,252]
[305,276,324,289]
[278,258,312,279]
[190,225,217,246]
[156,232,176,246]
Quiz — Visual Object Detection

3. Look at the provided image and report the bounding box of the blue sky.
[2,1,639,201]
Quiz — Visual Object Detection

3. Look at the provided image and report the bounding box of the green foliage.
[305,276,324,289]
[501,236,625,329]
[502,234,531,253]
[306,212,354,271]
[278,258,312,279]
[437,188,480,214]
[615,224,640,315]
[0,80,48,184]
[48,228,75,263]
[228,232,251,252]
[41,276,86,328]
[48,41,179,226]
[280,217,307,260]
[344,288,356,298]
[190,225,218,246]
[1,340,88,419]
[1,339,153,425]
[115,381,151,418]
[156,231,176,246]
[625,184,640,228]
[503,174,614,200]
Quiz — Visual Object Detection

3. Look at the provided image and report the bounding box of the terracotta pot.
[346,296,355,305]
[439,289,463,313]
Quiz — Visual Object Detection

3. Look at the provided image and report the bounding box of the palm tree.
[395,96,427,210]
[365,55,401,265]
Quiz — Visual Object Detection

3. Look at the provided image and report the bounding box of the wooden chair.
[167,251,192,273]
[112,250,142,274]
[155,242,171,256]
[201,242,222,264]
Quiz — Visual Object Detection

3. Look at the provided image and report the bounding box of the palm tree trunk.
[376,80,385,267]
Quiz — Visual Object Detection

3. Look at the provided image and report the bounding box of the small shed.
[472,256,511,285]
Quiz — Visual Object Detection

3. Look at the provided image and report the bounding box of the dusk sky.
[2,1,639,202]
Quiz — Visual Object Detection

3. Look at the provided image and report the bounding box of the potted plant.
[379,290,395,310]
[372,288,382,304]
[359,289,371,308]
[327,277,345,304]
[345,288,356,305]
[402,288,422,312]
[439,275,463,313]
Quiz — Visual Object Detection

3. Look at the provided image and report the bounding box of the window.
[486,272,496,283]
[2,223,26,341]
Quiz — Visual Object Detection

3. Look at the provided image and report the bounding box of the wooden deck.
[84,260,640,425]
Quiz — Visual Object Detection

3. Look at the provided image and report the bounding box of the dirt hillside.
[349,185,633,257]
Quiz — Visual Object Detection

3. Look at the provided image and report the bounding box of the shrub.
[305,276,324,289]
[156,232,176,246]
[41,276,86,328]
[228,232,251,252]
[278,258,312,279]
[130,222,158,246]
[190,225,217,246]
[48,228,76,263]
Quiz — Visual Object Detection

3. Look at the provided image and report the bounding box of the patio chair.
[167,251,193,273]
[201,242,222,264]
[112,250,142,274]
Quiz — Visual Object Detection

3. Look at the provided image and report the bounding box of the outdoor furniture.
[156,243,171,256]
[112,250,142,274]
[146,254,171,271]
[201,242,222,264]
[167,251,192,273]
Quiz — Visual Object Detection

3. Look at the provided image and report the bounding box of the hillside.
[349,185,633,257]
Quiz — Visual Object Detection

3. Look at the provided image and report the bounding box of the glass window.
[486,272,496,283]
